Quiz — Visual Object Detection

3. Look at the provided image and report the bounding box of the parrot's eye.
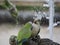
[34,21,38,24]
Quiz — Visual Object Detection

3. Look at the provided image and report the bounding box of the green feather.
[17,22,32,45]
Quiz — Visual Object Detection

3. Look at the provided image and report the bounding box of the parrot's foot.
[22,35,40,45]
[9,35,17,45]
[31,35,40,45]
[22,39,38,45]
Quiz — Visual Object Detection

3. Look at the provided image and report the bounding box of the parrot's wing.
[17,23,32,42]
[17,28,32,42]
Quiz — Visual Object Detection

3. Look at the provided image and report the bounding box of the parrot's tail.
[18,39,28,45]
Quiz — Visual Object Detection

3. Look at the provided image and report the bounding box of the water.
[0,23,20,45]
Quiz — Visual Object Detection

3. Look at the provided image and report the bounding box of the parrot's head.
[34,19,40,25]
[30,19,40,37]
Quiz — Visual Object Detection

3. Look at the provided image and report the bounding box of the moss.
[0,5,7,9]
[55,6,60,12]
[16,6,43,11]
[0,4,60,12]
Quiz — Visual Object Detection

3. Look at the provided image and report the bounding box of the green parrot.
[9,21,40,45]
[4,0,18,24]
[17,22,32,45]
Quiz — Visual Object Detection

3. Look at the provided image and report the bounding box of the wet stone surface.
[9,35,60,45]
[22,37,60,45]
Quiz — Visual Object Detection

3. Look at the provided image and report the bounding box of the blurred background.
[0,0,60,45]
